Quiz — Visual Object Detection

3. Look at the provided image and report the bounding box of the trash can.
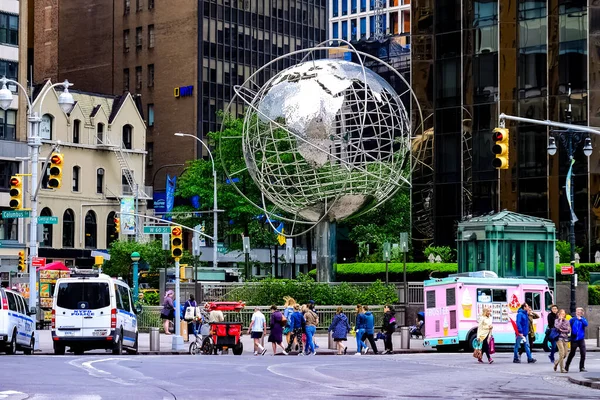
[328,331,337,350]
[400,326,410,349]
[150,327,160,351]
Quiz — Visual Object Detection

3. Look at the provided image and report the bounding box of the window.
[6,291,17,311]
[146,142,154,166]
[84,211,97,248]
[524,292,541,311]
[107,211,117,247]
[426,290,436,308]
[148,0,154,10]
[545,292,553,311]
[148,24,155,48]
[16,294,26,315]
[96,168,104,194]
[0,109,16,141]
[124,0,130,14]
[73,119,80,143]
[136,0,143,12]
[147,64,154,87]
[123,29,130,53]
[117,285,132,312]
[72,166,80,192]
[135,66,142,89]
[0,160,19,191]
[136,27,142,48]
[0,60,17,81]
[123,68,130,92]
[333,22,339,39]
[62,209,75,248]
[0,13,18,46]
[449,310,457,329]
[0,207,17,240]
[147,104,154,126]
[122,125,133,149]
[97,123,104,144]
[446,288,456,306]
[40,207,53,247]
[57,282,110,310]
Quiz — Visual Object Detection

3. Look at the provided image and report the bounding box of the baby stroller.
[409,312,425,338]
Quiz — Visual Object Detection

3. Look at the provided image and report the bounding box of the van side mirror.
[134,303,143,315]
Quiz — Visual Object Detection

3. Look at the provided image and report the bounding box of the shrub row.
[308,262,459,282]
[224,275,398,306]
[589,285,600,306]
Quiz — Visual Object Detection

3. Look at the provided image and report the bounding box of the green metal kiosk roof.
[459,211,555,227]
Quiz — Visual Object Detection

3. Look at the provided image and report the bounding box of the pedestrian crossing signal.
[9,176,22,209]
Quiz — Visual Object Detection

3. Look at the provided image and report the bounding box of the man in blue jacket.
[360,305,379,354]
[565,307,588,372]
[514,303,536,363]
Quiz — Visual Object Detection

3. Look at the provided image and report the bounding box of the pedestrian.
[248,307,268,356]
[184,294,198,337]
[309,300,319,350]
[476,307,494,364]
[268,305,288,355]
[513,303,536,363]
[285,304,305,354]
[209,304,224,323]
[283,296,296,348]
[361,305,379,354]
[329,306,351,355]
[160,290,175,335]
[565,307,588,373]
[354,305,368,355]
[546,304,558,363]
[553,309,571,373]
[527,307,540,350]
[382,305,397,354]
[304,302,319,355]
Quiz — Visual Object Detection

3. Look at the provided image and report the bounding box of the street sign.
[32,257,46,268]
[2,210,30,219]
[143,226,172,234]
[561,265,574,275]
[38,216,58,224]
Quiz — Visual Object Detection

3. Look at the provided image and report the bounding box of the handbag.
[280,315,288,326]
[184,306,196,321]
[549,327,560,341]
[488,335,496,354]
[473,348,482,359]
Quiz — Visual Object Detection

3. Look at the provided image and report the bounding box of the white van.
[52,272,138,355]
[0,288,35,354]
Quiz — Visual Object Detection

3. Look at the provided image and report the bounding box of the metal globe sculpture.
[232,48,412,229]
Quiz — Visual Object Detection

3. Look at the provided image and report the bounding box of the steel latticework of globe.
[236,58,411,223]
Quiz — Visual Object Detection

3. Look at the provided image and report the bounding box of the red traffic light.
[172,227,182,236]
[493,131,504,142]
[50,154,63,165]
[10,177,20,186]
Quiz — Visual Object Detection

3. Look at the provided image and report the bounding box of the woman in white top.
[476,307,494,364]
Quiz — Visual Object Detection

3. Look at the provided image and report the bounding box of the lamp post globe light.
[174,132,219,269]
[130,251,141,302]
[0,76,74,327]
[546,87,592,316]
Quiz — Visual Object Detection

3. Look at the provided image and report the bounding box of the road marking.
[0,391,25,398]
[68,357,134,386]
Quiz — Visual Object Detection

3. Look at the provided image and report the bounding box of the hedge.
[309,262,459,282]
[555,263,600,283]
[589,285,600,306]
[224,275,398,306]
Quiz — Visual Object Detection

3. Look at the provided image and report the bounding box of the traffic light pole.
[27,114,41,319]
[172,258,184,351]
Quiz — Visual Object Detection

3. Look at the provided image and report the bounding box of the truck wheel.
[6,330,17,355]
[201,337,214,355]
[112,329,123,355]
[53,343,65,355]
[465,330,478,352]
[233,342,243,355]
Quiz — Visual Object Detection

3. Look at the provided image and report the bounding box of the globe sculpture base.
[316,220,337,282]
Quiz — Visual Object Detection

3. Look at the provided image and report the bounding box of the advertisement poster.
[120,197,136,235]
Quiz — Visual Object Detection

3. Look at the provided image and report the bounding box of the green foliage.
[141,292,160,306]
[309,262,458,282]
[224,274,398,305]
[555,263,600,282]
[423,245,456,263]
[556,240,583,264]
[589,286,600,306]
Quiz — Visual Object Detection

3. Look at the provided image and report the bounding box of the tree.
[174,113,279,251]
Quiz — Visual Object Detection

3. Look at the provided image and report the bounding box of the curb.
[34,349,435,356]
[568,377,600,390]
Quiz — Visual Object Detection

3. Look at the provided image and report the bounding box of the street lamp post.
[547,86,593,316]
[174,133,218,268]
[0,77,74,320]
[130,251,141,302]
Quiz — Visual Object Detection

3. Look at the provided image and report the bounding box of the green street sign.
[2,210,30,219]
[143,226,172,234]
[38,216,58,224]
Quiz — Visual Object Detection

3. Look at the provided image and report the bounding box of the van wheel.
[6,330,17,355]
[126,333,139,355]
[53,343,65,355]
[24,336,35,355]
[112,330,123,355]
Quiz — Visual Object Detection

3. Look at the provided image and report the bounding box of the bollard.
[150,327,160,351]
[400,326,410,349]
[597,326,600,348]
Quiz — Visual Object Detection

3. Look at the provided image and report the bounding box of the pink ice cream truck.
[422,275,553,351]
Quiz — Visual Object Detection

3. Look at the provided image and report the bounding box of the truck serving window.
[426,290,435,308]
[524,292,541,311]
[446,288,456,306]
[57,282,110,310]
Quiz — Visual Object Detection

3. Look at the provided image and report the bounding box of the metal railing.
[137,304,403,333]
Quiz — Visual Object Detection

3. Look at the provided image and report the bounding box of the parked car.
[0,288,35,355]
[52,271,139,355]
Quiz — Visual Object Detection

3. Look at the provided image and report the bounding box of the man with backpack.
[382,305,397,354]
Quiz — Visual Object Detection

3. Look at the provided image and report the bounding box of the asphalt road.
[2,352,600,400]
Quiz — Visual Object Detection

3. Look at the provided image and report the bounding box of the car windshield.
[56,282,110,310]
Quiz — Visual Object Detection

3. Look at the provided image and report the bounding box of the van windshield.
[57,282,110,310]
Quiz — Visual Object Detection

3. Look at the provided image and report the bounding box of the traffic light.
[48,153,64,189]
[114,217,120,233]
[492,128,509,170]
[171,226,183,259]
[17,251,25,273]
[9,176,22,209]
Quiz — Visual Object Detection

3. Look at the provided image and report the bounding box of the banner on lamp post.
[120,197,136,235]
